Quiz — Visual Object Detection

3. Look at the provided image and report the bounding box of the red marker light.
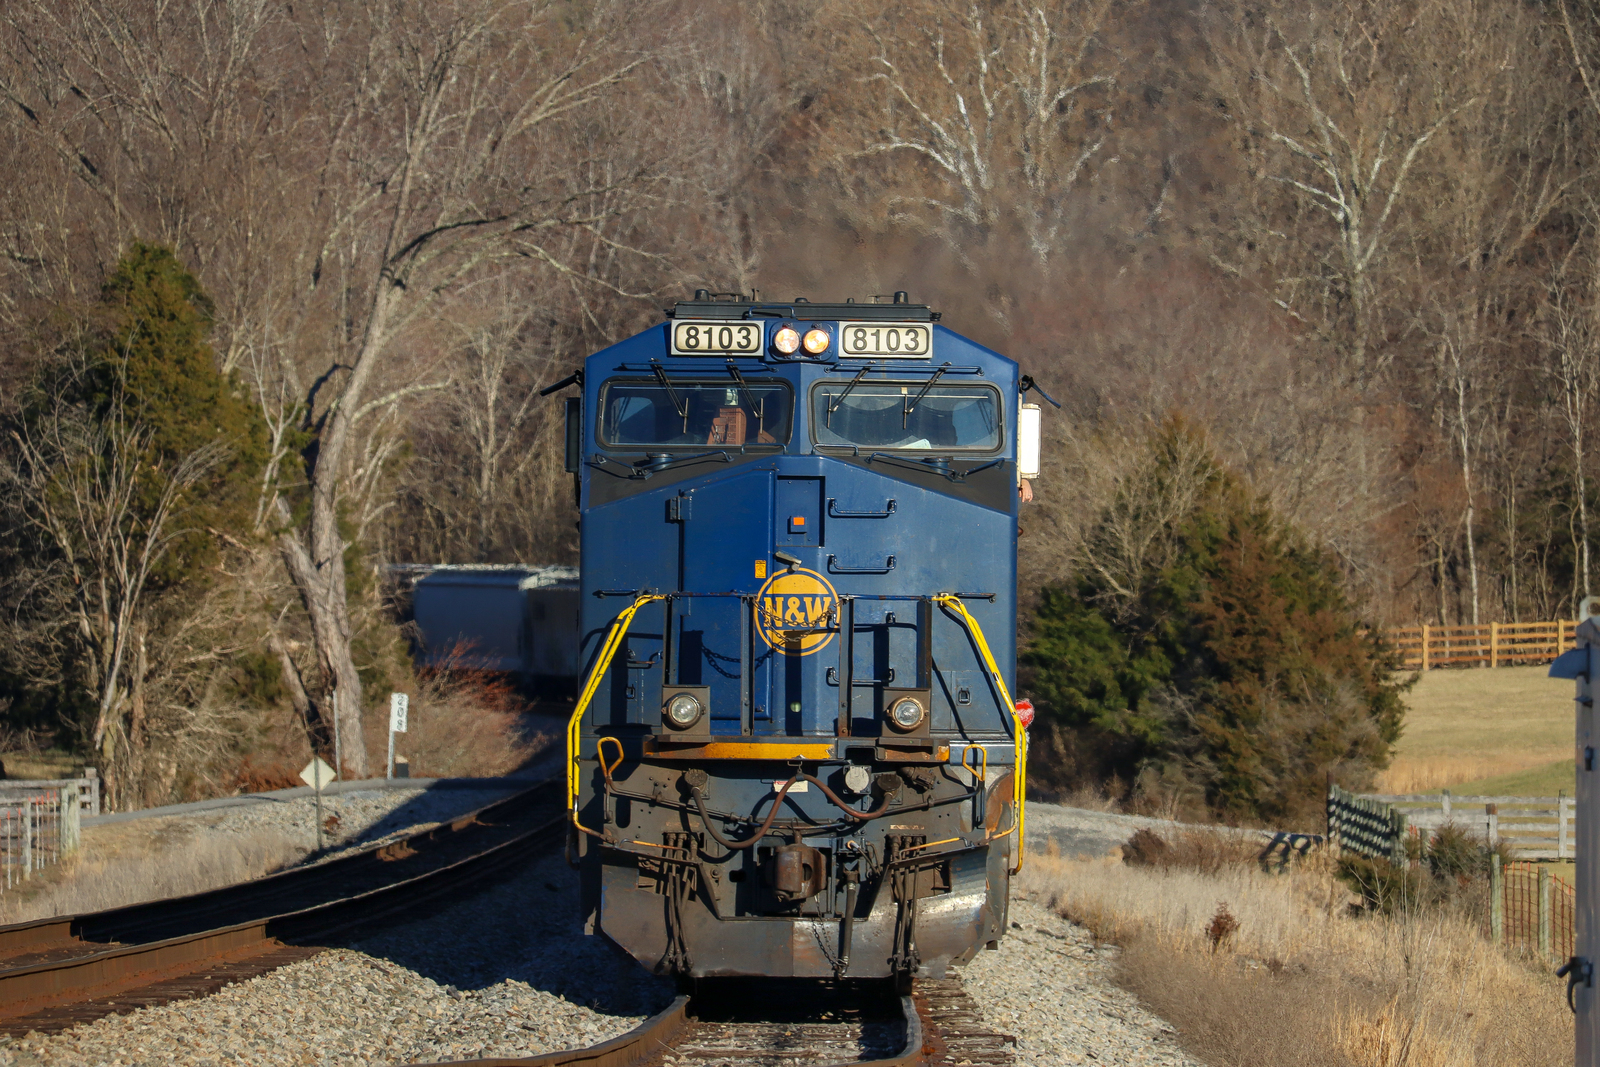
[1015,699,1035,729]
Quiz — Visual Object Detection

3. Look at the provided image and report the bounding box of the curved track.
[0,774,1017,1067]
[0,778,563,1034]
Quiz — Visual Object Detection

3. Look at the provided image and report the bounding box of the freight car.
[407,564,581,694]
[547,291,1042,984]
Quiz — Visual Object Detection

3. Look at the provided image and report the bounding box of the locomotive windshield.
[811,381,1002,452]
[599,377,792,449]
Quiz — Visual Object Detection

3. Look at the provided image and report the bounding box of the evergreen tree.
[1023,418,1407,821]
[69,242,269,583]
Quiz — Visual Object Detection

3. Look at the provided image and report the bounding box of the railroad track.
[0,772,1017,1067]
[430,976,1015,1067]
[0,776,564,1035]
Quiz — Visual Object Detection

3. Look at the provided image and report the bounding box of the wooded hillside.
[0,0,1594,807]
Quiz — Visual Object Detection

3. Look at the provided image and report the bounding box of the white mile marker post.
[388,693,409,781]
[299,756,337,852]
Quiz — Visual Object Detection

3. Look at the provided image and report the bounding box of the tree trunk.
[1579,439,1591,602]
[129,621,147,752]
[267,630,322,747]
[1436,540,1449,626]
[1456,380,1480,626]
[278,520,368,777]
[1506,477,1520,622]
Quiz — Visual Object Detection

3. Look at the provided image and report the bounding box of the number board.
[838,322,932,358]
[671,320,762,355]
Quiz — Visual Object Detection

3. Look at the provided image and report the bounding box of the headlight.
[664,692,703,730]
[887,696,925,731]
[802,328,831,355]
[773,326,801,354]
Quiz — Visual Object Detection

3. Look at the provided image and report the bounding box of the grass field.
[0,751,80,780]
[1380,665,1573,794]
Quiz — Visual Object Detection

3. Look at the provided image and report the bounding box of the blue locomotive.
[551,291,1034,983]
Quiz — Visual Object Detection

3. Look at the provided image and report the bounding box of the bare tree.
[0,0,706,775]
[0,379,224,805]
[1538,240,1600,608]
[1405,4,1573,624]
[1206,0,1491,377]
[821,0,1117,310]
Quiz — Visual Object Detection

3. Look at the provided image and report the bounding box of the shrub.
[1122,827,1263,874]
[1337,854,1432,914]
[363,658,547,779]
[1123,828,1173,867]
[1425,822,1485,881]
[1205,901,1240,952]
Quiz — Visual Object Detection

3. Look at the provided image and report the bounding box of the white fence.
[0,775,100,817]
[0,787,81,889]
[1365,792,1574,860]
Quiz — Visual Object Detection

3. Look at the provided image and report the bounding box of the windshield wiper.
[902,362,950,427]
[650,360,689,433]
[826,365,872,428]
[725,361,766,439]
[631,450,733,479]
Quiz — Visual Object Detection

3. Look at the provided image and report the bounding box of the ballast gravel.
[960,893,1202,1067]
[0,850,673,1067]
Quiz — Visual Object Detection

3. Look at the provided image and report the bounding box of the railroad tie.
[915,977,1017,1067]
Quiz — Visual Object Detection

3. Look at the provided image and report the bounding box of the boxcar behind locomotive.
[555,292,1033,983]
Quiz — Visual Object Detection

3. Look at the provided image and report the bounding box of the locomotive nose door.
[676,469,776,731]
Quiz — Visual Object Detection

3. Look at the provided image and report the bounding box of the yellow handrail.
[567,594,667,836]
[932,594,1026,872]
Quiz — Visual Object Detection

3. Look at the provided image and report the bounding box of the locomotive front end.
[563,293,1028,982]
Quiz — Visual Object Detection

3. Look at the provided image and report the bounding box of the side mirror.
[564,397,582,474]
[1018,402,1041,479]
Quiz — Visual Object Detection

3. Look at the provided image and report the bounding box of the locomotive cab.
[561,292,1029,981]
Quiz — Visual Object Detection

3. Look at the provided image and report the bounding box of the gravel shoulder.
[194,782,528,860]
[961,894,1200,1067]
[1025,799,1268,860]
[941,803,1208,1067]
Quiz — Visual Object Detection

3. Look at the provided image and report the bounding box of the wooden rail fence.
[1386,620,1578,670]
[1332,788,1577,860]
[1369,792,1575,860]
[0,787,80,890]
[1332,786,1580,958]
[0,776,100,817]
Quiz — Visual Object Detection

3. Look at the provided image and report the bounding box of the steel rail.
[0,778,564,1033]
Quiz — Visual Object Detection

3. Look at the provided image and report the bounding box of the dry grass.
[1382,665,1571,793]
[1056,780,1124,813]
[0,749,80,782]
[360,667,549,779]
[0,823,302,923]
[1378,753,1563,795]
[1022,837,1569,1067]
